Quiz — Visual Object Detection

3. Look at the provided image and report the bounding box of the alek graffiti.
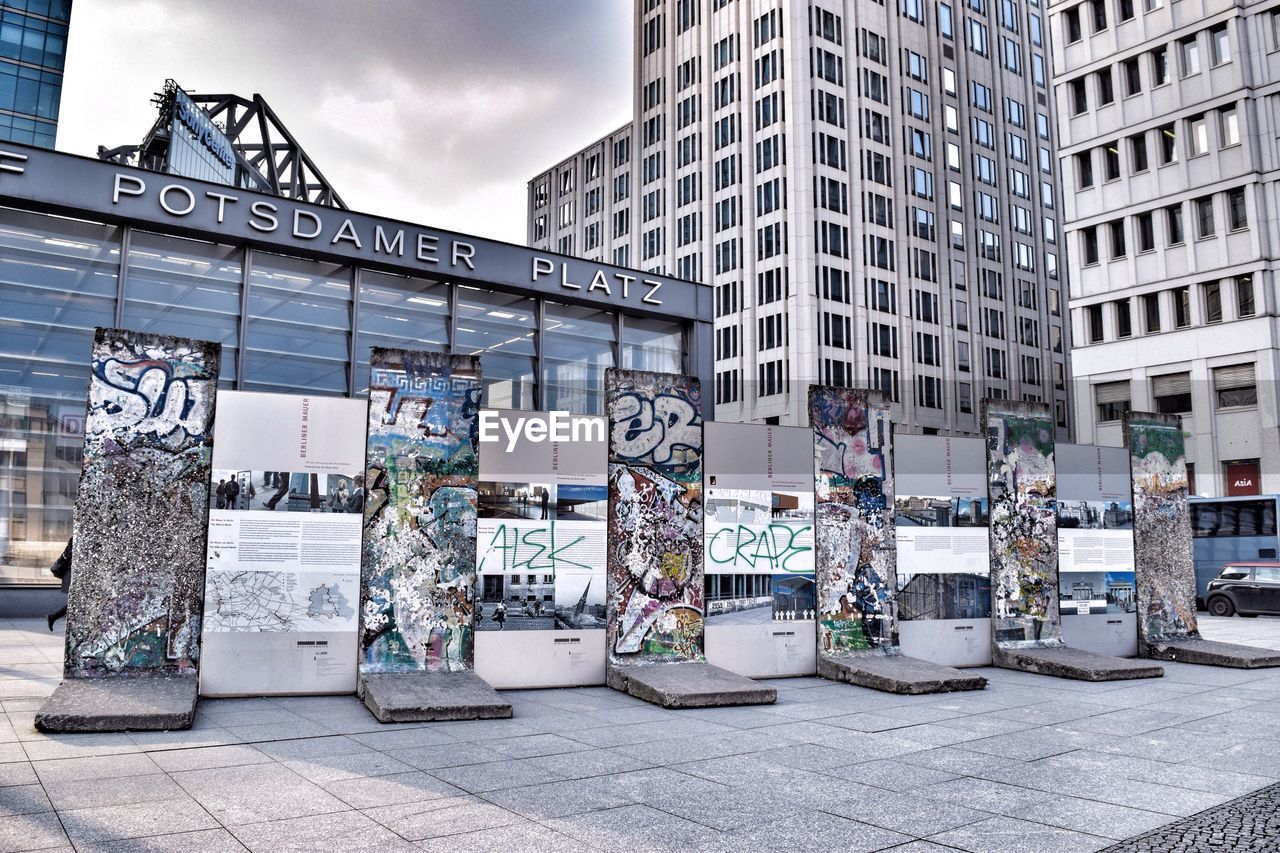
[360,349,482,673]
[606,369,705,664]
[1126,413,1198,642]
[64,328,220,677]
[810,387,896,655]
[985,400,1060,646]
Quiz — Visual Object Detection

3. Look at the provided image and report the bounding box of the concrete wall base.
[993,644,1164,681]
[1142,637,1280,669]
[817,653,988,694]
[606,661,777,708]
[34,675,197,732]
[358,671,513,723]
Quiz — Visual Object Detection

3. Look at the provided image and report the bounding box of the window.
[1082,226,1099,265]
[1189,114,1208,157]
[1236,275,1255,318]
[1123,57,1142,95]
[1070,78,1088,114]
[1091,0,1108,32]
[1110,220,1126,258]
[1087,304,1104,342]
[1173,285,1191,327]
[1210,24,1230,65]
[1116,298,1132,337]
[1220,105,1240,147]
[1064,6,1082,42]
[1151,46,1169,85]
[1077,152,1094,188]
[1097,68,1114,105]
[1166,203,1184,245]
[1214,363,1257,408]
[1180,36,1200,76]
[1104,141,1121,180]
[1158,124,1176,164]
[1152,373,1192,414]
[1227,188,1248,231]
[1204,281,1223,323]
[1136,212,1155,252]
[1143,292,1161,332]
[1195,196,1215,239]
[1130,133,1149,172]
[1095,381,1131,423]
[1118,0,1135,21]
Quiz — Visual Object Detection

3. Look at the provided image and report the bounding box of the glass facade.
[0,205,695,585]
[0,0,70,149]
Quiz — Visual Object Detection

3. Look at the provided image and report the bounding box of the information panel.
[1057,443,1137,657]
[199,392,366,696]
[703,422,816,677]
[473,409,608,687]
[894,435,992,666]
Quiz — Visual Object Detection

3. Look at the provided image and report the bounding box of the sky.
[57,1,633,244]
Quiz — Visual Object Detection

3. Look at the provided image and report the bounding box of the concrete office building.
[1051,0,1280,496]
[0,0,70,148]
[529,0,1072,431]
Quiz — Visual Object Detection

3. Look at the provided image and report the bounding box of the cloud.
[57,1,632,242]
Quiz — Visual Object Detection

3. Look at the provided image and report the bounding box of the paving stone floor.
[1,616,1279,852]
[1100,780,1280,852]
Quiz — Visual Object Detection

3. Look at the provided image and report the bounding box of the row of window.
[1061,0,1167,43]
[1075,104,1241,189]
[1094,362,1257,424]
[1079,187,1250,265]
[1084,275,1256,345]
[1067,23,1230,115]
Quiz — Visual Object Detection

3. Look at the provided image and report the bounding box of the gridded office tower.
[528,0,1072,432]
[1052,0,1280,496]
[0,0,71,148]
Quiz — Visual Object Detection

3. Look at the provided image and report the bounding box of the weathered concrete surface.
[818,653,988,694]
[1143,637,1280,669]
[34,674,198,732]
[606,662,776,708]
[358,671,513,723]
[994,644,1164,681]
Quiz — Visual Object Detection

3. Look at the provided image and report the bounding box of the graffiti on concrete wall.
[360,349,482,673]
[65,327,220,677]
[1126,413,1198,642]
[810,386,896,656]
[984,400,1060,646]
[606,369,704,665]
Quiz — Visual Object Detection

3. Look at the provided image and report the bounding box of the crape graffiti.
[810,386,896,655]
[1126,412,1199,642]
[64,328,220,677]
[359,349,482,673]
[985,400,1061,646]
[606,369,705,663]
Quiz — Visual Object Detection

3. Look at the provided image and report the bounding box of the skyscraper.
[0,0,71,148]
[528,0,1071,433]
[1051,0,1278,496]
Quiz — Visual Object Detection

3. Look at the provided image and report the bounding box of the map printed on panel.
[199,391,367,696]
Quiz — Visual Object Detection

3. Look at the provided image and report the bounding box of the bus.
[1190,495,1280,607]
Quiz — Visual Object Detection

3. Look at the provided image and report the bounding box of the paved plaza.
[2,617,1280,852]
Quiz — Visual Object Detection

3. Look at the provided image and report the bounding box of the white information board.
[473,409,608,688]
[199,391,366,696]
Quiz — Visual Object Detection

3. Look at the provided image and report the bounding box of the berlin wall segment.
[984,399,1161,681]
[36,328,221,732]
[1127,411,1280,669]
[357,348,511,722]
[604,368,774,707]
[810,385,985,694]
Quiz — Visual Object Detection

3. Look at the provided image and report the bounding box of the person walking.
[215,479,226,510]
[46,538,72,631]
[540,489,549,520]
[225,476,241,510]
[494,601,507,630]
[264,471,290,510]
[346,475,365,513]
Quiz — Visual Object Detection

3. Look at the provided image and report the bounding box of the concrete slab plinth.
[1143,637,1280,669]
[34,675,198,733]
[358,671,513,723]
[817,654,988,694]
[994,644,1164,681]
[606,661,777,708]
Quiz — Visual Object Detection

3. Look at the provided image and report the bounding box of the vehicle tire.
[1207,596,1235,617]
